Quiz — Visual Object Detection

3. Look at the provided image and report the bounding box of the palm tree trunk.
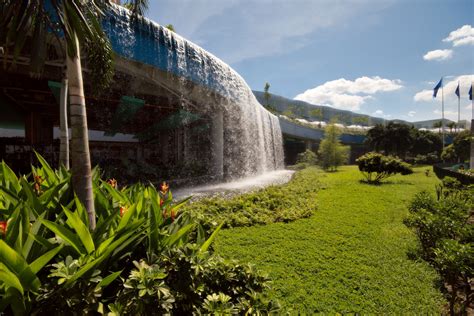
[59,78,69,169]
[67,36,96,230]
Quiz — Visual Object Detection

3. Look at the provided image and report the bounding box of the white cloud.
[414,75,474,103]
[151,0,395,64]
[408,111,416,117]
[372,110,391,118]
[415,75,474,121]
[423,49,453,61]
[414,90,433,102]
[373,109,384,116]
[294,76,403,111]
[443,25,474,47]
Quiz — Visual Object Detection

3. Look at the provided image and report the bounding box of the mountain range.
[253,90,454,129]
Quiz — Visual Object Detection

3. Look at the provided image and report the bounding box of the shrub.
[295,149,318,167]
[184,167,321,229]
[0,155,280,315]
[356,152,413,184]
[414,152,439,165]
[405,178,473,314]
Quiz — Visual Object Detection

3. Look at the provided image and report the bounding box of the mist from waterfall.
[103,6,285,181]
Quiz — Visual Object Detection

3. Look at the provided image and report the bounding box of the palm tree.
[1,0,148,230]
[446,121,456,134]
[433,120,442,134]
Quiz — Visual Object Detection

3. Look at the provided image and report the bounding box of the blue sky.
[146,0,474,122]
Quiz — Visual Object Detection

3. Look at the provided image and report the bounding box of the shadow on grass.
[358,179,415,186]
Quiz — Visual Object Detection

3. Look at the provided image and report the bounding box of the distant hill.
[253,90,453,127]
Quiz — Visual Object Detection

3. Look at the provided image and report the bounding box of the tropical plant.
[0,0,149,230]
[0,154,279,314]
[356,152,413,184]
[318,123,349,171]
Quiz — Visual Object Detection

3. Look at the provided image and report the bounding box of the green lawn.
[214,166,446,313]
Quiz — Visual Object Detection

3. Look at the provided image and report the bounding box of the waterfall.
[102,6,285,180]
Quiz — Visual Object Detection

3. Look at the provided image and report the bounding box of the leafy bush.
[405,178,473,314]
[0,155,280,315]
[296,149,318,166]
[413,152,439,165]
[356,152,413,184]
[184,167,321,228]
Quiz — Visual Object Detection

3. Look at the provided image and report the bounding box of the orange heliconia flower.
[33,175,44,195]
[107,178,118,189]
[160,181,169,195]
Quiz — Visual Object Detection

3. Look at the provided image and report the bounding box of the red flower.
[0,221,7,237]
[170,209,176,221]
[160,199,164,207]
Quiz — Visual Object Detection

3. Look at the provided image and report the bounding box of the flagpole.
[442,82,445,150]
[471,81,474,169]
[457,81,460,133]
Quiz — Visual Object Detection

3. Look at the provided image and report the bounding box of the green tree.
[452,130,471,162]
[318,124,349,171]
[433,120,443,133]
[352,116,369,126]
[1,0,148,230]
[165,24,175,32]
[309,108,323,121]
[446,121,457,134]
[262,82,276,112]
[365,122,413,158]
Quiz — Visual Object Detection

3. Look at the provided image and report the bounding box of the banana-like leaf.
[29,244,64,274]
[64,256,104,287]
[102,180,130,205]
[98,270,122,288]
[22,212,46,260]
[5,205,22,248]
[62,206,95,254]
[0,184,20,207]
[1,161,21,193]
[73,196,90,228]
[20,178,42,217]
[148,187,162,253]
[38,180,67,208]
[39,219,86,255]
[0,240,40,291]
[96,221,144,257]
[0,268,24,295]
[199,223,223,254]
[34,151,58,185]
[162,224,195,249]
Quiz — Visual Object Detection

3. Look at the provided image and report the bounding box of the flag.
[469,84,472,101]
[455,82,460,98]
[433,78,443,98]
